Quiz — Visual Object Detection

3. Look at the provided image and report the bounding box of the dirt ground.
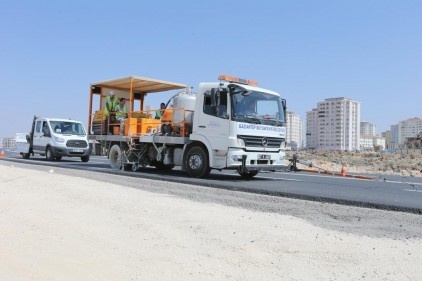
[0,162,421,280]
[287,150,422,178]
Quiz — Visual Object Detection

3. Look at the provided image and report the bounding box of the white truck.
[17,116,91,162]
[88,75,287,178]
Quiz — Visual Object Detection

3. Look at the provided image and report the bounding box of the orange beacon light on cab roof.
[218,74,259,86]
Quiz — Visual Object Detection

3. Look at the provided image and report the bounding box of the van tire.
[81,155,89,162]
[46,147,55,161]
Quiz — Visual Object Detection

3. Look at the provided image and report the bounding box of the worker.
[104,90,119,134]
[155,102,166,119]
[105,90,118,118]
[115,98,128,135]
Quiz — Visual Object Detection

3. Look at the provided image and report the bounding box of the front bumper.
[226,148,287,172]
[51,146,90,157]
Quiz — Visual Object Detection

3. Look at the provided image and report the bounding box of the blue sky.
[1,0,421,138]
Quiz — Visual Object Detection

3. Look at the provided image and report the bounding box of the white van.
[19,117,91,162]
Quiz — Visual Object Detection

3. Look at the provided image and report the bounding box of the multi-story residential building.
[397,117,422,146]
[306,97,360,151]
[381,130,392,149]
[306,108,318,149]
[286,111,303,150]
[359,135,386,151]
[1,133,27,151]
[360,121,376,136]
[1,136,16,151]
[390,124,399,148]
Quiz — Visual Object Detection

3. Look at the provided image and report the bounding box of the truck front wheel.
[109,144,122,170]
[185,146,211,178]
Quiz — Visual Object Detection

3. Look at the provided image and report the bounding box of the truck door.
[33,120,51,153]
[196,88,230,151]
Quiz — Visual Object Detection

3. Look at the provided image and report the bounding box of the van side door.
[33,120,51,154]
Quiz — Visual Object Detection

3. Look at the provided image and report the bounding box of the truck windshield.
[230,87,285,126]
[49,121,86,135]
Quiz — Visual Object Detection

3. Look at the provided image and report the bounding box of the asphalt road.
[2,151,422,214]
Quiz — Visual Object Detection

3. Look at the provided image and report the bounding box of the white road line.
[385,180,422,186]
[257,175,303,182]
[276,171,369,181]
[403,189,422,193]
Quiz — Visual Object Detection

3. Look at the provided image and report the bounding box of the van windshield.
[49,121,86,136]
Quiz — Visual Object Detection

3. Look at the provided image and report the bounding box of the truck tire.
[237,169,259,179]
[81,155,89,162]
[46,147,55,161]
[185,146,211,178]
[109,144,122,170]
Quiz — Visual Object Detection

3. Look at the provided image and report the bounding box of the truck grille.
[66,140,88,148]
[238,135,284,148]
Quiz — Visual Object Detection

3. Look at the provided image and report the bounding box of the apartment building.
[397,117,422,146]
[306,109,318,149]
[390,124,399,148]
[382,130,392,149]
[306,97,360,151]
[360,121,376,136]
[286,111,303,150]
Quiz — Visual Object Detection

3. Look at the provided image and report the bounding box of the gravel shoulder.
[287,150,422,178]
[1,162,421,280]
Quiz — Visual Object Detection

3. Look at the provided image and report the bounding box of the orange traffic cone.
[0,149,5,158]
[340,163,347,175]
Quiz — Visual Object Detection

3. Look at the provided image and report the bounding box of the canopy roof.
[91,75,188,93]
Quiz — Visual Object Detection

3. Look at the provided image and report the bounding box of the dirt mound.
[286,150,422,178]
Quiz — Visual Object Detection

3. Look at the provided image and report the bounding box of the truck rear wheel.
[109,144,122,170]
[185,146,211,178]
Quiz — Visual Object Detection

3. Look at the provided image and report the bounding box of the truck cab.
[188,75,287,177]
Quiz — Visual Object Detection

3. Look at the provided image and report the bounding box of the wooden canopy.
[91,75,188,93]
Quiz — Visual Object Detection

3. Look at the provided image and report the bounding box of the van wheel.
[46,147,55,161]
[81,155,89,162]
[109,144,122,170]
[185,146,211,178]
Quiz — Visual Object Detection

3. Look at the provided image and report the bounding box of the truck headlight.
[55,137,65,143]
[236,138,245,147]
[231,155,243,161]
